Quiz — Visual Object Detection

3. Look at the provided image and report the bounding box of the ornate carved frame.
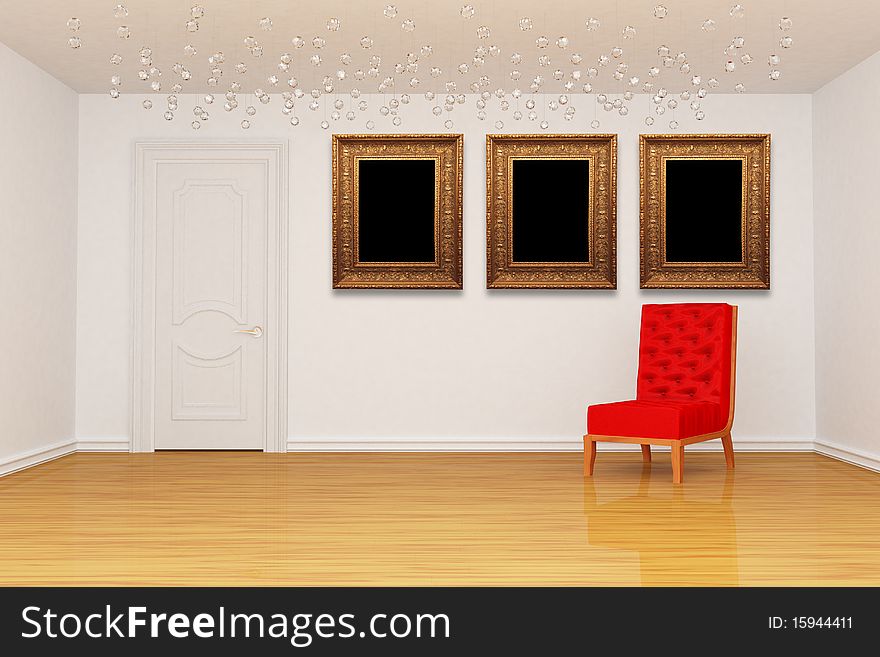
[639,134,771,289]
[486,134,617,289]
[332,134,463,289]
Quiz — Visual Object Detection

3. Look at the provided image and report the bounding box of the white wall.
[813,50,880,467]
[0,43,78,471]
[76,92,815,449]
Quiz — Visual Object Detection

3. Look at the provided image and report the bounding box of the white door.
[151,159,268,449]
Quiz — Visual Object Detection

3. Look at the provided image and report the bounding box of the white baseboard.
[0,439,77,477]
[4,437,875,477]
[287,437,583,452]
[286,436,814,453]
[814,439,880,473]
[0,438,131,478]
[77,437,131,452]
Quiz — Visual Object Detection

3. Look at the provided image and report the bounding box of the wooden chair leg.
[640,444,652,463]
[721,433,735,469]
[584,437,597,477]
[671,443,684,484]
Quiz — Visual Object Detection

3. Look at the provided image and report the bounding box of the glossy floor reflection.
[584,465,739,585]
[0,452,878,585]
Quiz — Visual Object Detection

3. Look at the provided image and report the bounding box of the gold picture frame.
[640,134,771,289]
[332,134,463,288]
[486,134,617,288]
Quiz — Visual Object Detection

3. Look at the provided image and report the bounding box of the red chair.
[584,303,737,483]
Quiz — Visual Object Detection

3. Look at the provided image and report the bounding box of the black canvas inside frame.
[357,158,437,263]
[664,158,744,264]
[511,159,591,263]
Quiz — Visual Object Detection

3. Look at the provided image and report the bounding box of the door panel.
[172,344,245,420]
[173,181,247,325]
[154,161,267,449]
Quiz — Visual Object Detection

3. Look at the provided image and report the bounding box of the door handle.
[233,326,263,338]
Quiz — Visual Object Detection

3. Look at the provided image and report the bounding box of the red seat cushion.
[588,399,722,440]
[586,303,734,440]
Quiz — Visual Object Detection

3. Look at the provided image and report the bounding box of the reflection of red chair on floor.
[583,466,739,585]
[584,303,737,483]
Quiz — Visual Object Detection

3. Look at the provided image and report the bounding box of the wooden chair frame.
[584,306,738,484]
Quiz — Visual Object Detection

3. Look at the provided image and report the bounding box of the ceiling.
[0,0,877,94]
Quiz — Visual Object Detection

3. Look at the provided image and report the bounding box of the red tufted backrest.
[637,303,735,426]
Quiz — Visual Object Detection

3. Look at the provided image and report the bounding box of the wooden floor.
[1,451,878,586]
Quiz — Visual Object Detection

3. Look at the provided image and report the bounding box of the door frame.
[132,142,289,453]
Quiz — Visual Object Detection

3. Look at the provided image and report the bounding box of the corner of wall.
[810,48,880,471]
[0,41,80,470]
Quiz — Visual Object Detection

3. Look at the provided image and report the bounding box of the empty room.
[0,0,877,651]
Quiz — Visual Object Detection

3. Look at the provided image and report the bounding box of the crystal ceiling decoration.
[65,3,796,132]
